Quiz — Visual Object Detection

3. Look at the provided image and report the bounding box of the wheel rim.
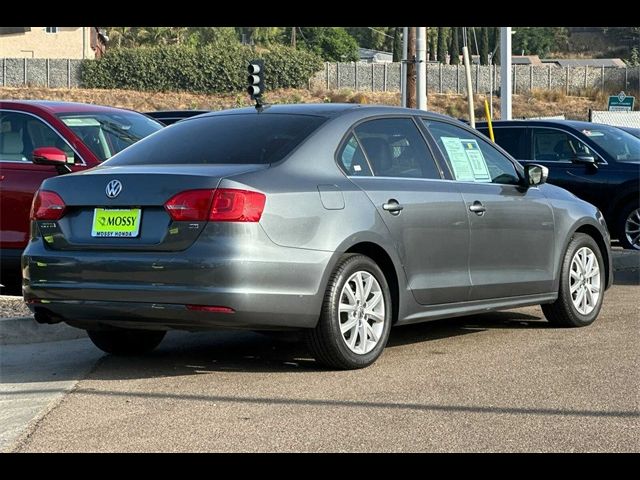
[338,271,385,355]
[569,247,601,316]
[624,207,640,250]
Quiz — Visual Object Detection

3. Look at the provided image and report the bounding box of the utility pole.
[500,27,512,120]
[401,27,408,107]
[291,27,296,48]
[416,27,427,110]
[407,27,416,109]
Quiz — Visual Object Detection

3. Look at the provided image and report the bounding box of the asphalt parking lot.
[2,250,639,452]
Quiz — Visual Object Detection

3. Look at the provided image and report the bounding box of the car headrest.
[360,137,392,173]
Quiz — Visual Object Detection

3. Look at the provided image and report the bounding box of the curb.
[0,316,86,345]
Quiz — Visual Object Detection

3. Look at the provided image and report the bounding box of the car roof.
[197,103,457,121]
[0,99,139,115]
[476,119,613,130]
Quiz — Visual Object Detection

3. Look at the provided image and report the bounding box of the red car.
[0,100,163,293]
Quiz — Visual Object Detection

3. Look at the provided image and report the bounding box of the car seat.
[0,132,27,161]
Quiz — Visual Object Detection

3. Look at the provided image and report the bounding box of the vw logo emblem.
[105,180,123,198]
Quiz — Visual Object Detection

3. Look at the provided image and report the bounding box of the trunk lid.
[38,164,267,252]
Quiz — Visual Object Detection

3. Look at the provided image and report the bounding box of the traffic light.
[247,59,265,105]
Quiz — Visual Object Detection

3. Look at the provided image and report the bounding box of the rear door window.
[338,134,372,176]
[353,118,441,179]
[490,127,529,159]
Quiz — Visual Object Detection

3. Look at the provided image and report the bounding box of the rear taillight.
[164,188,266,223]
[209,188,266,222]
[30,190,66,220]
[164,189,214,221]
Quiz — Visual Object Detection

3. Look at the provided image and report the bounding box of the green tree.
[297,27,359,62]
[480,27,489,65]
[512,27,568,57]
[450,27,460,64]
[437,27,447,63]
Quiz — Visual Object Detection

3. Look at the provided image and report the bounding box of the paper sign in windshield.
[441,137,491,182]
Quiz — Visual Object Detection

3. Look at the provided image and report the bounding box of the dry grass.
[0,85,623,121]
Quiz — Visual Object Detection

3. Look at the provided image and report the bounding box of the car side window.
[489,127,528,159]
[532,128,595,162]
[337,134,373,176]
[0,111,75,163]
[353,118,441,179]
[423,119,520,185]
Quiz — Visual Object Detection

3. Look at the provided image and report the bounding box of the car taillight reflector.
[30,190,66,220]
[186,305,235,314]
[164,188,266,223]
[209,188,266,222]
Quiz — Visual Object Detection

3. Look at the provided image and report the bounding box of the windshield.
[581,126,640,163]
[57,111,163,162]
[104,113,328,166]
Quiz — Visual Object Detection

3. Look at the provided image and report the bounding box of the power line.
[367,27,394,39]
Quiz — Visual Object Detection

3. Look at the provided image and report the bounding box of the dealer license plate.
[91,208,141,237]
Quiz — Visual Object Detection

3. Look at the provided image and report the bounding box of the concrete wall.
[1,58,83,88]
[311,62,640,96]
[0,28,93,60]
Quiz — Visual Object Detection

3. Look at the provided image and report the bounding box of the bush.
[81,44,323,93]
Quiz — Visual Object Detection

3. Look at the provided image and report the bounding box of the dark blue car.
[477,120,640,250]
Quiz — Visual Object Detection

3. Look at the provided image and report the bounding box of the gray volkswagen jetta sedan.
[23,104,612,369]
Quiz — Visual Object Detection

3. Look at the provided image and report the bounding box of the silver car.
[23,104,612,369]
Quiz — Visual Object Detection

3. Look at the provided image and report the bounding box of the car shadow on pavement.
[75,310,549,380]
[387,310,547,348]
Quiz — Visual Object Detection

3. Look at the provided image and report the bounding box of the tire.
[542,233,605,327]
[87,328,166,355]
[306,254,392,370]
[617,202,640,250]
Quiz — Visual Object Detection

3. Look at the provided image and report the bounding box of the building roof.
[358,48,393,60]
[511,55,542,65]
[542,58,627,68]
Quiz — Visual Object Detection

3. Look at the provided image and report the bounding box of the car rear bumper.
[22,227,337,331]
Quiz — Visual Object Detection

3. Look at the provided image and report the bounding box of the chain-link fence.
[590,110,640,128]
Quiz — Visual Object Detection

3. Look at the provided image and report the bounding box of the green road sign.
[608,91,635,111]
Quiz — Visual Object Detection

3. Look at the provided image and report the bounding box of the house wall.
[0,27,93,59]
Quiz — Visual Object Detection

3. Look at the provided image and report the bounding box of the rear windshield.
[57,111,163,162]
[104,113,327,166]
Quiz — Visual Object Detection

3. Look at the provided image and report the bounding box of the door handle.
[469,201,486,215]
[382,199,403,215]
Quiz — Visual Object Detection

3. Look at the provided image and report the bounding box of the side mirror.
[573,154,596,165]
[524,164,549,186]
[32,147,72,174]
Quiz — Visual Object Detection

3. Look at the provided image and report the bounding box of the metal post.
[24,58,27,85]
[401,27,408,107]
[463,46,475,127]
[489,55,493,119]
[383,63,388,92]
[2,58,5,87]
[513,65,517,94]
[548,64,551,89]
[584,65,588,89]
[439,63,443,93]
[601,65,604,93]
[624,67,628,90]
[371,63,375,91]
[46,58,50,88]
[500,27,512,120]
[529,65,533,92]
[354,62,358,91]
[566,67,569,95]
[456,65,460,94]
[325,62,329,90]
[475,63,479,93]
[67,59,71,88]
[416,27,427,110]
[336,62,340,89]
